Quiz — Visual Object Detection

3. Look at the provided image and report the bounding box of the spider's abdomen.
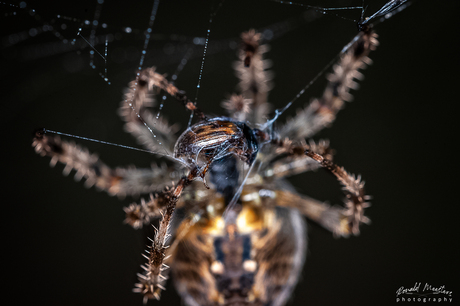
[174,117,258,167]
[171,189,307,306]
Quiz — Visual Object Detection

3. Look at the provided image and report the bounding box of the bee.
[31,1,409,305]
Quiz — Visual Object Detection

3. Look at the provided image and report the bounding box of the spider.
[32,1,407,305]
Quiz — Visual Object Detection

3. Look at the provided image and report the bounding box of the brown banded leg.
[261,139,333,179]
[134,165,214,302]
[305,149,371,235]
[138,68,208,121]
[279,29,379,140]
[276,190,352,237]
[120,68,180,158]
[268,138,370,236]
[233,30,273,124]
[32,130,174,197]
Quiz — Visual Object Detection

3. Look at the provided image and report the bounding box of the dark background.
[2,0,458,305]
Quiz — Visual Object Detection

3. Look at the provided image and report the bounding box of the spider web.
[1,1,421,305]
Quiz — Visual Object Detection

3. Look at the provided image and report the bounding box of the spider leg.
[276,190,353,237]
[136,67,207,121]
[267,138,370,235]
[123,187,179,229]
[304,149,371,235]
[135,166,202,302]
[279,28,379,140]
[261,139,333,179]
[120,68,180,158]
[32,130,179,197]
[229,30,273,124]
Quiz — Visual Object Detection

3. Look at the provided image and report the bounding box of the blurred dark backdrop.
[2,0,458,305]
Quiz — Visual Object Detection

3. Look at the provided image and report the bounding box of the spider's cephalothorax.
[31,3,400,304]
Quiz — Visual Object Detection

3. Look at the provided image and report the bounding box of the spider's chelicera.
[32,1,408,304]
